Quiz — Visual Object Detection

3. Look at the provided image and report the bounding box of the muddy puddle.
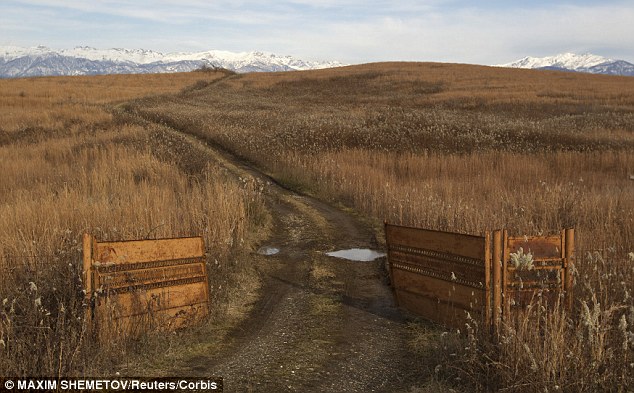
[257,246,280,256]
[326,248,386,261]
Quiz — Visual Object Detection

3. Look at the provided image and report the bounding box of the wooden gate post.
[502,229,510,322]
[564,228,575,312]
[492,230,502,335]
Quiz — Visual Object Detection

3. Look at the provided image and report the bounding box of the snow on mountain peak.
[1,45,55,59]
[0,45,345,77]
[59,46,167,64]
[498,52,613,70]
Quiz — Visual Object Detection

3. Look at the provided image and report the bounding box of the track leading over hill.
[119,104,432,392]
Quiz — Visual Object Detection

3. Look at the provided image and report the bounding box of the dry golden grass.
[0,70,265,377]
[132,63,634,391]
[281,149,633,249]
[0,72,226,135]
[2,63,632,388]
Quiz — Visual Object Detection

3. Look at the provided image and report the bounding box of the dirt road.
[122,107,433,392]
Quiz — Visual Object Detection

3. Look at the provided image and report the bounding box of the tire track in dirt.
[126,108,429,392]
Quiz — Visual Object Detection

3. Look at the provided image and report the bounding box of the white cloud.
[281,3,634,64]
[1,1,633,64]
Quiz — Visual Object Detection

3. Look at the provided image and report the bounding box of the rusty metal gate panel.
[385,223,575,333]
[503,229,574,314]
[83,234,209,338]
[385,223,490,330]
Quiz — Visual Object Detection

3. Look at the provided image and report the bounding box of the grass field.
[0,70,266,376]
[1,63,633,390]
[131,63,634,391]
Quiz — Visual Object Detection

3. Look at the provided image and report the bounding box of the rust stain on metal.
[385,223,488,330]
[83,234,209,339]
[503,229,574,314]
[385,224,575,334]
[507,236,561,259]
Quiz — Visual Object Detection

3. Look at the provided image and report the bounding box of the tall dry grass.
[132,63,634,391]
[280,149,633,249]
[0,72,227,140]
[0,71,265,377]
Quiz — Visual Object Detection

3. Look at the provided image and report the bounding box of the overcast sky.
[1,0,633,65]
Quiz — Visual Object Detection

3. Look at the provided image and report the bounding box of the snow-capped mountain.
[0,45,345,78]
[498,53,634,76]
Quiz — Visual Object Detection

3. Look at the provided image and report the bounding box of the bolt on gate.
[82,234,210,338]
[384,223,574,332]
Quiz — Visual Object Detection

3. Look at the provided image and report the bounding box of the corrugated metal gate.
[385,223,574,332]
[82,234,209,338]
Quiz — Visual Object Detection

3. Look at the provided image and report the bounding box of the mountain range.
[498,53,634,76]
[1,46,633,78]
[0,45,345,78]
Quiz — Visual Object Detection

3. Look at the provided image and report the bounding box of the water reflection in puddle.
[257,246,280,255]
[326,248,386,261]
